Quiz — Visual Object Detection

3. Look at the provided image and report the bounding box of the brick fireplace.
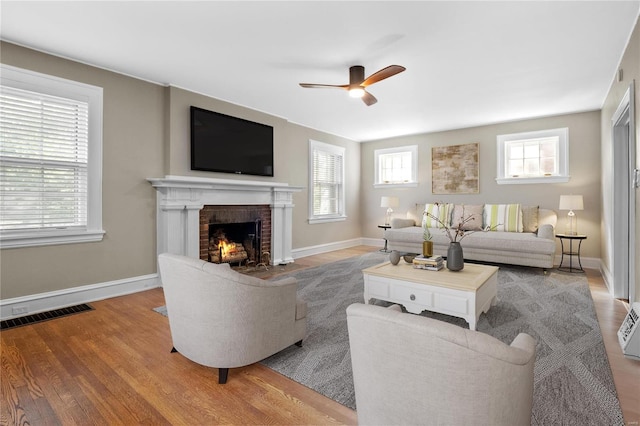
[199,204,271,264]
[148,176,302,265]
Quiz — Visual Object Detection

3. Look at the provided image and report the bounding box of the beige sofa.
[347,303,536,425]
[158,253,307,383]
[385,203,557,269]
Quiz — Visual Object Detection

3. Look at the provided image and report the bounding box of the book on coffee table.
[413,255,444,270]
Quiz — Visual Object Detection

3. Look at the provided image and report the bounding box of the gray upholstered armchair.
[347,303,536,426]
[158,253,307,384]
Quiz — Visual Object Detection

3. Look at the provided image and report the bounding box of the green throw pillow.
[422,203,452,228]
[484,204,523,232]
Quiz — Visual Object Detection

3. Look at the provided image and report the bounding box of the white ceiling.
[2,1,639,141]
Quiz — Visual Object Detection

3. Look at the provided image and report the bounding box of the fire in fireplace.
[208,220,262,266]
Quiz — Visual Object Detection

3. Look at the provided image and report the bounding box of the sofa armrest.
[391,218,415,229]
[537,223,554,240]
[509,332,537,361]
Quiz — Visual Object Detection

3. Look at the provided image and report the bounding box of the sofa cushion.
[391,218,416,228]
[461,229,554,254]
[422,203,453,228]
[484,204,523,232]
[522,205,539,233]
[451,204,484,231]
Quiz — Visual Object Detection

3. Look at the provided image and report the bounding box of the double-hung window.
[374,145,418,188]
[496,128,569,184]
[0,65,104,248]
[308,139,346,224]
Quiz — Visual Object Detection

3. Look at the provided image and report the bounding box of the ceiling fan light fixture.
[349,87,365,98]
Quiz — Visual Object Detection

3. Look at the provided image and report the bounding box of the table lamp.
[380,196,399,225]
[559,195,584,235]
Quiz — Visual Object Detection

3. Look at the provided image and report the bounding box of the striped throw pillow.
[484,204,523,232]
[422,203,452,228]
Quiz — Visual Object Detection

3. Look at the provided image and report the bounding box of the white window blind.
[313,149,342,215]
[0,85,89,231]
[309,140,346,223]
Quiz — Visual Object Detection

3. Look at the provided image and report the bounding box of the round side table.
[378,224,391,252]
[556,234,587,273]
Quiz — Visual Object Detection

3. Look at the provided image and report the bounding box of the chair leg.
[219,368,229,384]
[171,347,177,353]
[295,340,303,347]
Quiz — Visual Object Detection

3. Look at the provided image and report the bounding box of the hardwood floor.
[1,245,638,425]
[586,269,640,424]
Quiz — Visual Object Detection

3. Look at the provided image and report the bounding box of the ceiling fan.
[299,65,406,106]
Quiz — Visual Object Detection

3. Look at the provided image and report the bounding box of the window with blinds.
[308,140,346,223]
[1,86,89,231]
[0,64,104,248]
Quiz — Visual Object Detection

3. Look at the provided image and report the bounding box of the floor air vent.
[1,304,94,330]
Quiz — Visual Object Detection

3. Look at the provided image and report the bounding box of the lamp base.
[565,211,577,235]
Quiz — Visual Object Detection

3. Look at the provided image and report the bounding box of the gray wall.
[600,16,640,303]
[360,111,602,259]
[0,42,165,300]
[0,42,361,300]
[165,86,363,250]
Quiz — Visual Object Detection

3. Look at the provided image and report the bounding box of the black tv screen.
[190,106,274,177]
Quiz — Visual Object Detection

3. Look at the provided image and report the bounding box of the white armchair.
[158,253,307,384]
[347,303,536,425]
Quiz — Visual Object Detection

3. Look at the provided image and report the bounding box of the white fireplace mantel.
[148,175,302,264]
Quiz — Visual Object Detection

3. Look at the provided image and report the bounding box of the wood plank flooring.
[2,246,639,425]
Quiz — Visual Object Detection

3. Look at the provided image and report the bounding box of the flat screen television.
[190,106,274,177]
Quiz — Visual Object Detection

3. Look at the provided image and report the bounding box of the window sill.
[0,229,106,249]
[373,182,419,189]
[308,216,347,225]
[496,176,570,185]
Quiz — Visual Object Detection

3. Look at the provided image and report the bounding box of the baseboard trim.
[0,273,160,320]
[554,254,601,271]
[292,238,379,259]
[600,262,615,295]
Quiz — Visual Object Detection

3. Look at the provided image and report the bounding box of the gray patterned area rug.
[260,251,624,426]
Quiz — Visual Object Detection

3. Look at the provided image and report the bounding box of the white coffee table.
[362,261,498,330]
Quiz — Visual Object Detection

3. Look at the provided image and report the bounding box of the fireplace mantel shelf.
[148,175,303,192]
[148,175,302,265]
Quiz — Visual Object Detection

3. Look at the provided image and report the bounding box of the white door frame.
[611,81,636,301]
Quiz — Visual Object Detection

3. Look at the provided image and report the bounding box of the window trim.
[496,127,569,185]
[373,145,418,188]
[308,139,346,224]
[0,64,104,249]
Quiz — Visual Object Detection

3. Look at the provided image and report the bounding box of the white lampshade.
[559,195,584,211]
[380,196,399,208]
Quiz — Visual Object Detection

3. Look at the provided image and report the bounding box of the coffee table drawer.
[367,276,390,299]
[392,283,433,306]
[434,293,468,315]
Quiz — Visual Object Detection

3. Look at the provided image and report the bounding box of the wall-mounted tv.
[190,106,274,177]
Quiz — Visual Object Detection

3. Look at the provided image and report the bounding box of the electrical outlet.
[12,306,28,315]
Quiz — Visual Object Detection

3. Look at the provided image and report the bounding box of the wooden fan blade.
[299,83,348,90]
[362,91,377,106]
[361,65,406,87]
